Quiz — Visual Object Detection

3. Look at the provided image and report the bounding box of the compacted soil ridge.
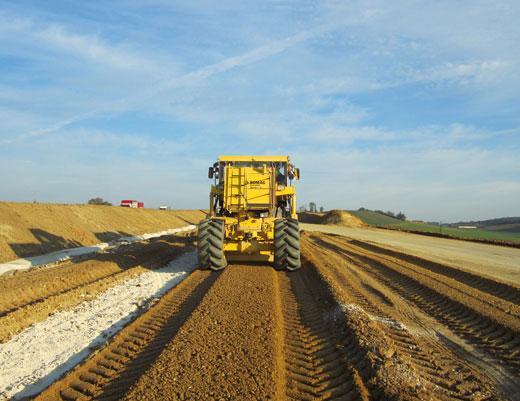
[123,265,279,401]
[277,267,370,401]
[347,238,520,305]
[310,234,520,377]
[0,235,192,343]
[35,270,217,401]
[304,232,519,399]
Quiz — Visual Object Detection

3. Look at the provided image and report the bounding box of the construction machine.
[197,155,301,271]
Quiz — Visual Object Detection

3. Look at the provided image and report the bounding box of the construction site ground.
[301,223,520,285]
[1,217,519,401]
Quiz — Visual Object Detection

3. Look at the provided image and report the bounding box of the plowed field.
[2,230,519,401]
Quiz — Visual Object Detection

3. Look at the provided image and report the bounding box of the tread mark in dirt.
[0,239,190,318]
[346,238,520,306]
[277,270,370,401]
[35,270,220,401]
[313,237,520,377]
[305,237,489,400]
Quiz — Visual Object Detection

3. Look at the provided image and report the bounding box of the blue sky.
[0,1,519,221]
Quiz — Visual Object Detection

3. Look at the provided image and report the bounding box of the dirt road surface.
[301,223,520,285]
[20,229,518,401]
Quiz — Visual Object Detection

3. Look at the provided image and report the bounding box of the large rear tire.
[197,218,227,270]
[274,219,287,270]
[285,218,301,271]
[197,219,211,269]
[274,218,301,271]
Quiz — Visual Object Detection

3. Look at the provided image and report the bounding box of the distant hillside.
[348,210,404,226]
[446,217,520,233]
[349,209,520,244]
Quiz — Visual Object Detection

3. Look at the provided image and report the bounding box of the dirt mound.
[0,202,205,263]
[299,210,365,227]
[322,209,365,227]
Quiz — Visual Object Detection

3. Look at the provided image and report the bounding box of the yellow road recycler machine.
[197,155,301,271]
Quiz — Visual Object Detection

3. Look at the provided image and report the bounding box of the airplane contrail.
[5,23,334,144]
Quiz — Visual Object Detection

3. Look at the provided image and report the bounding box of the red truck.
[120,200,144,208]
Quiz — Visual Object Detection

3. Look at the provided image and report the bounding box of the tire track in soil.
[285,254,488,401]
[34,269,217,401]
[0,237,191,314]
[303,236,495,400]
[308,233,520,392]
[120,264,379,401]
[326,236,520,322]
[23,234,519,401]
[276,269,370,401]
[38,263,382,400]
[0,237,191,343]
[346,239,520,305]
[318,236,520,364]
[122,265,279,401]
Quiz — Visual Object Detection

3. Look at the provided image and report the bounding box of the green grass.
[349,210,520,243]
[349,210,403,226]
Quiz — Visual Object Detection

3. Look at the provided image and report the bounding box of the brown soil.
[0,235,193,343]
[123,265,279,401]
[321,210,365,227]
[0,201,205,263]
[303,232,520,399]
[32,232,518,400]
[35,269,217,401]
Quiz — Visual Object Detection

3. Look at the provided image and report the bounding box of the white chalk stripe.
[0,251,197,400]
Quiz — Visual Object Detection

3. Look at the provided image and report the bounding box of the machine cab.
[207,156,299,219]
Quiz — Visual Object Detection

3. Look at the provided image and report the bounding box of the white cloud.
[2,20,342,143]
[293,142,520,221]
[37,25,156,71]
[293,76,382,95]
[0,15,167,73]
[398,60,509,86]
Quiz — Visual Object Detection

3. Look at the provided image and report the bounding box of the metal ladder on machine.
[227,167,247,212]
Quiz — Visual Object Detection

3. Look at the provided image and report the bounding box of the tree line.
[358,207,406,221]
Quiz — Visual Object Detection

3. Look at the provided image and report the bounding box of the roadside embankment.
[0,202,205,263]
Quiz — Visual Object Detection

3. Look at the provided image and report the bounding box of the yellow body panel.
[224,166,273,211]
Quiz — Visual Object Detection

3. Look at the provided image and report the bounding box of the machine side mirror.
[208,167,214,179]
[296,168,301,180]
